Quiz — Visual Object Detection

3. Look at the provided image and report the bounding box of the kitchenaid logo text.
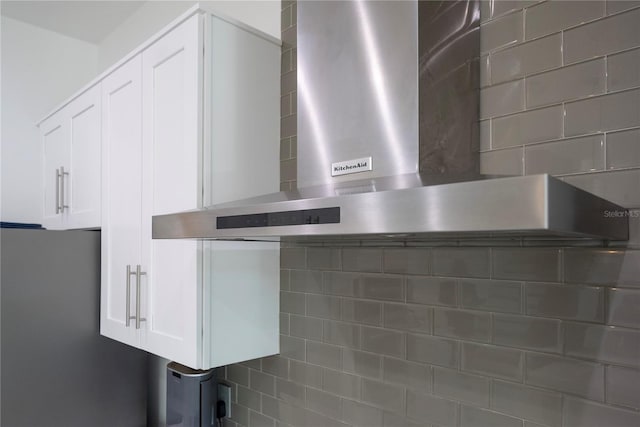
[331,157,373,177]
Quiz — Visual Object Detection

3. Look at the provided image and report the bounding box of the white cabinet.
[40,86,101,229]
[100,12,281,369]
[100,55,143,349]
[140,14,201,365]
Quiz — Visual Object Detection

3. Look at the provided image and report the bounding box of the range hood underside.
[153,175,629,242]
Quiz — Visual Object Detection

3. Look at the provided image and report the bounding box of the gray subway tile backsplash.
[250,369,276,396]
[461,342,524,381]
[290,269,322,293]
[606,287,640,328]
[480,78,525,119]
[481,0,538,22]
[307,247,342,271]
[525,0,605,41]
[323,320,360,349]
[382,356,432,392]
[354,275,405,302]
[406,276,458,307]
[605,365,640,409]
[342,399,383,427]
[306,341,342,370]
[227,2,640,426]
[231,403,249,427]
[382,248,430,275]
[524,135,605,175]
[492,248,561,282]
[606,129,640,171]
[342,298,382,326]
[564,88,640,137]
[322,367,360,399]
[322,271,358,297]
[249,410,275,427]
[526,58,606,108]
[491,33,563,84]
[342,248,382,273]
[492,105,564,148]
[361,326,406,358]
[491,380,563,427]
[289,360,322,388]
[238,385,261,412]
[607,47,640,92]
[305,387,341,421]
[433,367,490,407]
[563,7,640,64]
[343,349,382,379]
[262,355,289,379]
[460,405,522,427]
[563,396,640,427]
[564,249,640,286]
[275,378,305,406]
[434,308,492,342]
[383,303,432,333]
[306,294,341,320]
[607,1,640,14]
[525,352,605,401]
[289,314,323,341]
[228,364,250,387]
[406,390,457,427]
[280,291,305,315]
[279,335,305,362]
[562,169,640,208]
[493,314,562,353]
[564,322,640,367]
[361,378,405,414]
[479,147,524,176]
[407,333,459,368]
[525,282,605,322]
[280,247,306,269]
[480,10,523,53]
[431,247,490,278]
[459,278,522,313]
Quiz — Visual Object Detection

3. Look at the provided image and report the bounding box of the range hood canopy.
[153,173,629,241]
[152,1,629,242]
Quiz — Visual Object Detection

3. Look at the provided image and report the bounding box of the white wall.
[98,0,280,72]
[1,16,98,223]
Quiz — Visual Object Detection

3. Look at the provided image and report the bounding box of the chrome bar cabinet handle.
[55,168,61,214]
[59,166,69,212]
[135,265,147,329]
[126,265,137,327]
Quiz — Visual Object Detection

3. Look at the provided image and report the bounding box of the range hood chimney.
[153,0,629,242]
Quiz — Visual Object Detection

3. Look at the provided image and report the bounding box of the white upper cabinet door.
[40,84,101,230]
[66,85,102,228]
[140,14,202,367]
[41,112,68,229]
[100,56,143,349]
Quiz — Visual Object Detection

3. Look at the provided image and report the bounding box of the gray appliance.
[152,0,628,241]
[0,228,148,427]
[166,362,216,427]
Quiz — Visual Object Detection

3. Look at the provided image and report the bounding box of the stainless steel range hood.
[153,0,629,242]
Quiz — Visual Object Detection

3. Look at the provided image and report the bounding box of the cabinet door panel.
[67,85,101,228]
[41,115,68,229]
[141,14,202,367]
[100,56,143,348]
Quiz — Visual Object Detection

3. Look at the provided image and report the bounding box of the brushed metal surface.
[297,0,419,187]
[419,0,480,175]
[152,175,629,241]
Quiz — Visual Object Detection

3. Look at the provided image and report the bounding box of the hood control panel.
[216,207,340,229]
